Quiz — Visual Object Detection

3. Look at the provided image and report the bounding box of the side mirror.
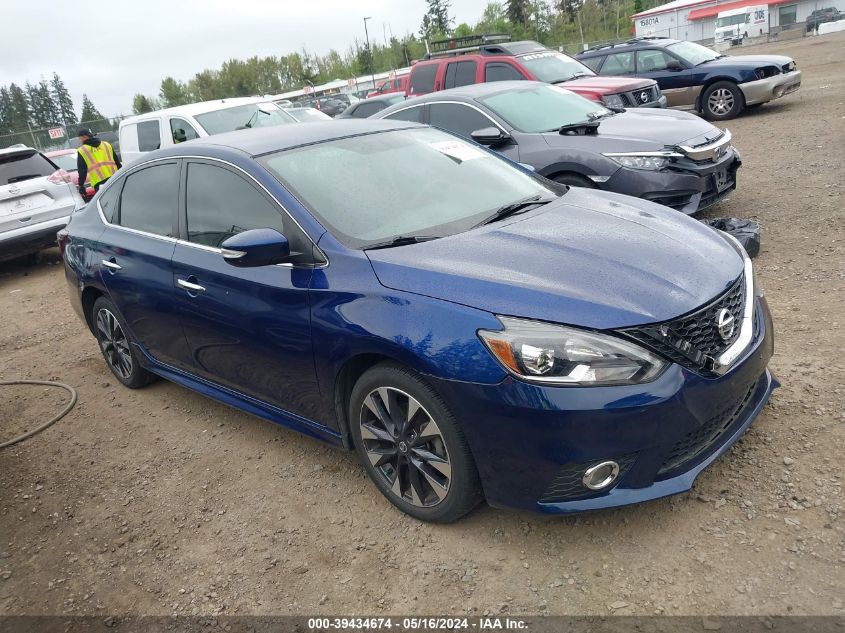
[666,60,684,72]
[220,228,290,268]
[471,127,511,147]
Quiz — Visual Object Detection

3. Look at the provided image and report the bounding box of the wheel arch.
[333,353,398,449]
[696,76,743,112]
[81,286,106,336]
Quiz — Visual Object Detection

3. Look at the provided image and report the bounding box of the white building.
[631,0,845,41]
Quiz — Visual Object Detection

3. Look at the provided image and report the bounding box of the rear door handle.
[177,278,206,294]
[102,258,121,272]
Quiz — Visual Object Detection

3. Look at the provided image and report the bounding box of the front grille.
[657,380,757,476]
[620,274,746,375]
[539,454,637,503]
[622,85,659,107]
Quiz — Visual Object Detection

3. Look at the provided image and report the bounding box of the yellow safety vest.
[77,141,118,187]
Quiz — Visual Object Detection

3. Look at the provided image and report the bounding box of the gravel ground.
[1,32,843,619]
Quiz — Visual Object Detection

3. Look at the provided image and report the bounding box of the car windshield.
[716,14,748,27]
[259,127,557,248]
[479,84,612,133]
[48,153,78,171]
[666,41,722,65]
[193,102,296,135]
[288,108,331,122]
[518,51,594,83]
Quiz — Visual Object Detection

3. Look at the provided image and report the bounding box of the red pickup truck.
[407,35,667,110]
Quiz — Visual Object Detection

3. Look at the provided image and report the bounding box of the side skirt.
[136,345,345,448]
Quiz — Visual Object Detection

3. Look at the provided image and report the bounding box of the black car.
[576,37,801,120]
[376,81,740,215]
[806,7,841,30]
[338,94,406,119]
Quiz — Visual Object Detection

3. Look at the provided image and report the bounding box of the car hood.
[366,188,744,329]
[541,107,720,150]
[702,54,794,69]
[559,75,655,92]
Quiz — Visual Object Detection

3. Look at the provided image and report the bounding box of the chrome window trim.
[712,235,754,375]
[96,154,328,267]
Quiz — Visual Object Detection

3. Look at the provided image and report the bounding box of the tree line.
[0,73,112,149]
[132,0,653,113]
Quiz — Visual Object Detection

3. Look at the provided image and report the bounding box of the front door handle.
[102,258,121,272]
[177,278,206,294]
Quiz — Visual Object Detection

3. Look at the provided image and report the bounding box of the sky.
[1,0,491,119]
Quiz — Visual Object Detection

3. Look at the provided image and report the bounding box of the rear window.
[0,150,56,185]
[410,64,438,94]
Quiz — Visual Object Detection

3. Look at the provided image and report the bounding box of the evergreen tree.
[8,84,31,131]
[50,72,77,126]
[0,87,14,134]
[633,0,643,13]
[507,0,531,25]
[421,0,453,38]
[80,94,103,121]
[38,80,60,125]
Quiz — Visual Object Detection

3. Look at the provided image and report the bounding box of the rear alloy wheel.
[702,81,744,120]
[350,363,481,522]
[92,297,154,389]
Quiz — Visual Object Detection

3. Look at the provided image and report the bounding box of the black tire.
[349,362,481,523]
[553,173,596,189]
[92,297,155,389]
[701,81,744,121]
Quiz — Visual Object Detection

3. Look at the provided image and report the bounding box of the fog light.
[582,460,620,490]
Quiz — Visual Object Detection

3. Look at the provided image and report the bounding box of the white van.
[118,97,298,164]
[715,5,769,44]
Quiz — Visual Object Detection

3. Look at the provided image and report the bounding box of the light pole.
[363,16,376,92]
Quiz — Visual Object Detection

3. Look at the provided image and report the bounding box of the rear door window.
[601,52,635,75]
[429,103,497,139]
[98,180,123,223]
[410,64,438,94]
[383,106,424,123]
[118,162,179,236]
[485,62,525,82]
[137,120,162,152]
[444,61,478,89]
[0,150,56,185]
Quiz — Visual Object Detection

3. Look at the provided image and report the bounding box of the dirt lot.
[1,33,844,619]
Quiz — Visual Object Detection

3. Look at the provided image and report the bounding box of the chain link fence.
[0,115,129,153]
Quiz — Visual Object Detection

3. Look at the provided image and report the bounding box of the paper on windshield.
[429,140,486,163]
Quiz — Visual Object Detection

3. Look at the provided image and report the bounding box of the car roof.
[120,97,276,125]
[394,80,548,107]
[579,37,678,55]
[0,144,37,156]
[150,119,424,158]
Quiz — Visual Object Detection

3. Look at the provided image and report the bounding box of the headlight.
[602,94,625,109]
[478,317,667,386]
[603,151,682,171]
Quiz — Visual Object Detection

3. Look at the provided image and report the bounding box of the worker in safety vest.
[75,128,121,195]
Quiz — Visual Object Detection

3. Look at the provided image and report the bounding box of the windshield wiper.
[364,235,440,250]
[554,71,592,83]
[474,194,555,227]
[695,55,723,66]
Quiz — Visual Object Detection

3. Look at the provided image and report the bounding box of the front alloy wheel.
[359,387,451,507]
[703,81,743,120]
[350,363,481,522]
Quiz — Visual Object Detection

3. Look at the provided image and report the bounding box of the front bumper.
[0,215,70,262]
[427,296,775,514]
[740,70,802,106]
[603,151,741,215]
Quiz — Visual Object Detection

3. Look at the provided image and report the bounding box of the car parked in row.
[61,120,775,522]
[1,145,77,262]
[118,98,297,164]
[806,7,841,31]
[409,34,666,109]
[44,149,96,200]
[337,94,406,118]
[576,37,801,120]
[368,74,410,98]
[378,82,740,214]
[282,107,332,122]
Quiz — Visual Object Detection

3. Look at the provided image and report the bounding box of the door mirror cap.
[220,228,290,268]
[667,60,684,71]
[471,127,511,147]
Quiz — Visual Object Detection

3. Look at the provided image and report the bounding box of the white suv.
[0,145,78,262]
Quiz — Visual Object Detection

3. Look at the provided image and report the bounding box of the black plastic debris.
[702,218,760,258]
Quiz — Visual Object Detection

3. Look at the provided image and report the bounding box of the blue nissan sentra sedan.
[60,120,776,522]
